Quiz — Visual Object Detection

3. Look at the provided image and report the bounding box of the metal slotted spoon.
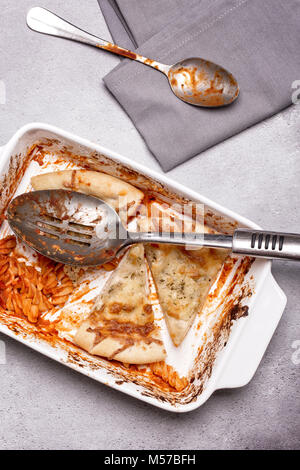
[7,190,300,266]
[26,7,239,108]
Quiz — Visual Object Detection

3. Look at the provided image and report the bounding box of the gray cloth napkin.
[98,0,300,171]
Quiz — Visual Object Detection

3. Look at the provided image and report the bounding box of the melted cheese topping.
[146,245,227,322]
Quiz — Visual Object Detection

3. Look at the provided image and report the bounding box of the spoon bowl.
[7,189,127,266]
[168,57,239,107]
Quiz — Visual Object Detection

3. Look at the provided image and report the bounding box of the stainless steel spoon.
[26,7,239,108]
[7,190,300,266]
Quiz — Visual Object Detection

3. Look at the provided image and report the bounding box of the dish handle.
[215,272,286,389]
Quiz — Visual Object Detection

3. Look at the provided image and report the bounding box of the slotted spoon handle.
[130,229,300,261]
[232,229,300,261]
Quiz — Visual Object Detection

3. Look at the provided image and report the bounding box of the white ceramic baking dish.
[0,123,286,412]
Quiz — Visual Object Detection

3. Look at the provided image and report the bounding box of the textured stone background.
[0,0,299,450]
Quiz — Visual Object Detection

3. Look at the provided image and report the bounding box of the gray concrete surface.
[0,0,299,450]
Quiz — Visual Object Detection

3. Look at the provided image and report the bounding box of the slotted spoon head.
[7,189,127,266]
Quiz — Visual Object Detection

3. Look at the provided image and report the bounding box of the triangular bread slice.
[145,244,227,346]
[74,245,166,364]
[138,211,228,346]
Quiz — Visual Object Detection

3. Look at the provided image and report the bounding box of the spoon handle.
[129,231,233,249]
[27,7,170,74]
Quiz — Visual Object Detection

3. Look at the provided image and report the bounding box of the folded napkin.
[98,0,300,171]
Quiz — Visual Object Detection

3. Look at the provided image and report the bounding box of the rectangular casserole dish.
[0,123,287,412]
